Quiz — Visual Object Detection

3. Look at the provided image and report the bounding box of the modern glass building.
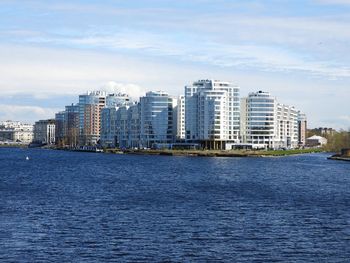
[140,91,176,148]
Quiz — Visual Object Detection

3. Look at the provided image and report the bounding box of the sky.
[0,0,349,129]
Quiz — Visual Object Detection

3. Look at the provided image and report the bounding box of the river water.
[0,148,349,262]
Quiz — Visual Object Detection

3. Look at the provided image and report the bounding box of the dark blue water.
[0,148,349,262]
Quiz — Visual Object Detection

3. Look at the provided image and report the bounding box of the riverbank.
[105,148,323,157]
[328,156,350,162]
[0,144,28,148]
[327,148,350,162]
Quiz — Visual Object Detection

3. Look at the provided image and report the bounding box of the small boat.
[26,156,30,161]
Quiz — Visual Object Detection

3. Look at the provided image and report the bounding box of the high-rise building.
[185,80,240,149]
[298,112,307,146]
[276,104,299,149]
[127,103,141,148]
[177,95,186,140]
[55,111,66,146]
[241,91,301,149]
[100,93,132,148]
[240,91,277,149]
[79,91,130,145]
[140,91,177,148]
[79,91,107,145]
[65,104,80,147]
[33,119,56,145]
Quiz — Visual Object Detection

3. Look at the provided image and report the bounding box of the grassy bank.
[105,148,323,157]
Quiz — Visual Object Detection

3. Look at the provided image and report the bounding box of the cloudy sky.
[0,0,349,129]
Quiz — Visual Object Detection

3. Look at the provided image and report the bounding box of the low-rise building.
[33,119,56,145]
[306,135,327,147]
[0,121,33,144]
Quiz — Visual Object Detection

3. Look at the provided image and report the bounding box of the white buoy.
[26,156,29,161]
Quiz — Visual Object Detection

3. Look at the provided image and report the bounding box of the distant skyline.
[0,0,349,129]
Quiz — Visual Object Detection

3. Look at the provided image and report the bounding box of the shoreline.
[327,156,350,162]
[1,145,326,158]
[106,148,324,158]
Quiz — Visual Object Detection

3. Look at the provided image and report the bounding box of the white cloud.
[0,104,60,123]
[101,81,146,99]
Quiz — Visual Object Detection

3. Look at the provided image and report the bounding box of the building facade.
[79,91,107,146]
[276,104,299,149]
[140,91,177,148]
[78,91,130,146]
[65,104,80,147]
[240,91,302,149]
[185,80,240,149]
[33,119,56,145]
[177,95,186,140]
[298,112,307,146]
[240,91,277,149]
[100,93,133,148]
[55,111,66,146]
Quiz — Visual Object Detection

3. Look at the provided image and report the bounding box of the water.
[0,148,349,262]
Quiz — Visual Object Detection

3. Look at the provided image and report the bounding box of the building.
[55,111,66,146]
[298,112,307,146]
[79,91,130,146]
[240,91,277,149]
[100,93,133,148]
[177,95,186,140]
[306,135,327,147]
[140,91,177,148]
[311,127,336,136]
[127,103,141,148]
[79,91,107,146]
[101,103,141,149]
[0,121,33,144]
[240,91,301,149]
[185,79,240,150]
[65,104,80,147]
[275,104,299,149]
[33,119,55,145]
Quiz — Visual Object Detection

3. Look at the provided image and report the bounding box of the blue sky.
[0,0,349,129]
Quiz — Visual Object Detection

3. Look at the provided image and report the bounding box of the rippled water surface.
[1,148,350,262]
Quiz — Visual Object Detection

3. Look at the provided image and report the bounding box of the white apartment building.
[0,121,34,144]
[177,95,186,140]
[185,80,240,149]
[276,104,299,149]
[100,93,133,148]
[240,91,277,149]
[79,91,130,145]
[241,91,302,149]
[140,91,177,148]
